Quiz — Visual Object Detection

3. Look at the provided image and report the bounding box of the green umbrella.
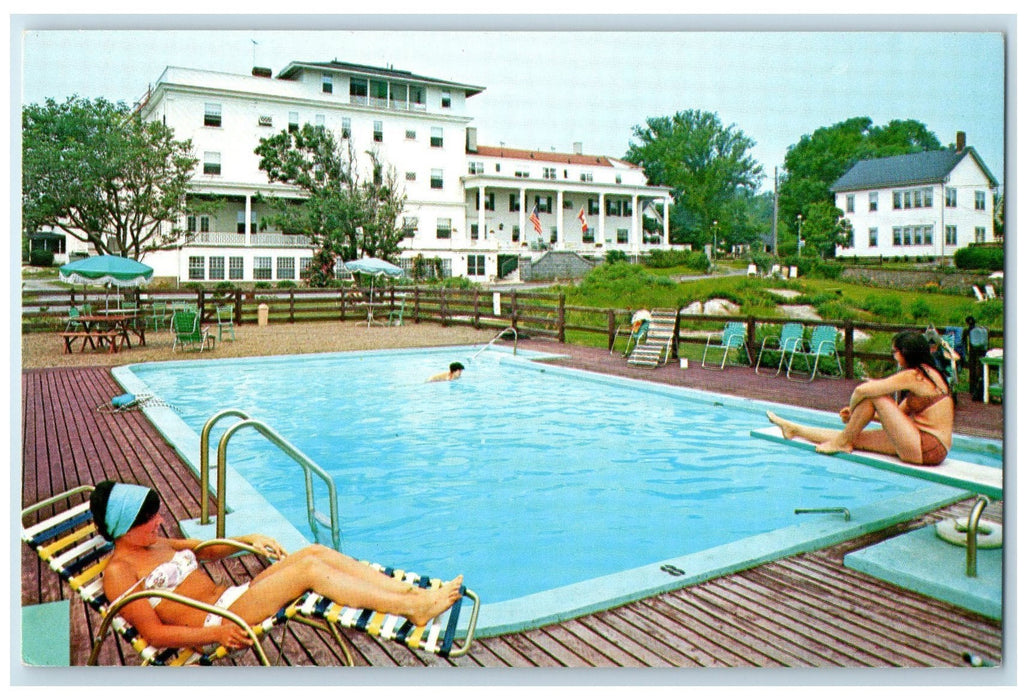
[60,255,154,309]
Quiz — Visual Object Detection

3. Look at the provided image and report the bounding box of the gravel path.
[21,321,499,370]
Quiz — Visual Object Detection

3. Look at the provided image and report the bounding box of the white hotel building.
[125,60,673,283]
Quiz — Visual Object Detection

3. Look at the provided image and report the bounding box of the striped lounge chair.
[22,486,480,666]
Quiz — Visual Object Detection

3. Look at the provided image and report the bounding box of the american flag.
[529,205,542,234]
[577,206,588,233]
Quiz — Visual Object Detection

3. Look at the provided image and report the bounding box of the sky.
[13,15,1010,196]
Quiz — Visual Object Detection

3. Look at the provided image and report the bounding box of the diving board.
[751,427,1003,500]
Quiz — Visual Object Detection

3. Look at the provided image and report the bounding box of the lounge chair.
[754,322,804,375]
[972,285,986,302]
[215,305,235,341]
[701,321,749,370]
[786,324,841,381]
[626,308,676,368]
[387,296,406,326]
[746,264,758,276]
[611,310,651,357]
[65,306,85,332]
[984,285,998,300]
[172,310,214,352]
[146,301,168,331]
[21,486,480,666]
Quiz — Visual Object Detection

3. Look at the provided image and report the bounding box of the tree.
[624,110,763,247]
[22,96,198,259]
[253,124,407,283]
[779,117,941,228]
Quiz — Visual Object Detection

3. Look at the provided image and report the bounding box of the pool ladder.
[199,409,341,551]
[794,507,851,521]
[471,326,518,361]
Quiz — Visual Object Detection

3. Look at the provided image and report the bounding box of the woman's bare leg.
[767,410,842,444]
[230,546,463,626]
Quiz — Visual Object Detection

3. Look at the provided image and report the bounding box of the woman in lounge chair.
[90,480,464,652]
[766,331,953,466]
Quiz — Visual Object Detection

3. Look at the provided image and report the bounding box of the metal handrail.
[213,417,341,551]
[200,409,251,525]
[471,326,518,361]
[966,495,990,577]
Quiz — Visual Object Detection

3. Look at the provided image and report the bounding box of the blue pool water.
[123,347,1000,629]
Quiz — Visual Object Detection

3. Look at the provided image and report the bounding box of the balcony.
[190,232,314,248]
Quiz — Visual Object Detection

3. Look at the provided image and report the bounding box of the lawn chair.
[172,310,214,352]
[754,322,804,376]
[215,305,236,341]
[612,310,651,357]
[626,308,676,368]
[786,324,841,381]
[701,321,749,370]
[65,306,85,332]
[984,285,998,300]
[21,486,480,666]
[746,264,758,276]
[147,301,169,331]
[972,285,986,302]
[387,296,407,326]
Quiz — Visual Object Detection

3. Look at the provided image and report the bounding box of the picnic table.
[58,313,146,354]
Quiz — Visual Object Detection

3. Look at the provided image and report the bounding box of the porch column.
[519,188,526,246]
[478,185,486,242]
[598,193,606,247]
[245,194,253,246]
[631,193,640,254]
[555,190,564,249]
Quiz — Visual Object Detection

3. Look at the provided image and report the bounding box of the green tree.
[624,110,763,247]
[254,124,407,283]
[779,117,941,228]
[22,96,198,259]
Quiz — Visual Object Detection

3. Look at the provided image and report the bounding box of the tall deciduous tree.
[22,96,198,259]
[779,117,941,241]
[624,110,763,247]
[254,123,407,282]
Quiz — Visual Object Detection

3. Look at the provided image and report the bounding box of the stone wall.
[519,251,598,281]
[840,267,1002,295]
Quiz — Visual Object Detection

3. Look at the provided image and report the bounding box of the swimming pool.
[116,347,1000,635]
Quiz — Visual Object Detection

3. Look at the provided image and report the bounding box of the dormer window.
[441,90,452,108]
[203,103,222,127]
[322,74,333,94]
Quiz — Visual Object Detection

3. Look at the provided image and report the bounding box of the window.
[868,228,878,247]
[229,257,244,280]
[869,192,878,211]
[203,152,221,175]
[975,227,986,243]
[370,80,388,106]
[606,199,622,217]
[470,223,479,239]
[300,257,313,275]
[509,194,520,212]
[514,170,529,178]
[186,215,197,233]
[322,74,333,94]
[349,77,368,104]
[436,218,452,238]
[373,120,383,142]
[288,112,299,133]
[580,172,594,182]
[475,192,495,211]
[845,194,855,213]
[199,216,210,233]
[203,103,222,127]
[617,229,629,244]
[277,257,295,280]
[409,85,425,108]
[341,118,351,139]
[563,198,574,209]
[945,225,958,245]
[543,167,557,180]
[892,187,933,209]
[188,256,205,280]
[588,198,599,216]
[402,217,418,237]
[405,171,416,182]
[534,196,552,214]
[615,174,622,184]
[582,227,595,243]
[208,256,225,281]
[430,127,443,148]
[512,226,520,242]
[405,129,417,140]
[236,210,256,234]
[945,187,957,207]
[253,257,272,280]
[550,227,558,244]
[892,228,902,246]
[258,115,273,127]
[441,90,451,108]
[430,169,443,189]
[390,82,408,107]
[468,161,484,175]
[975,191,987,211]
[468,255,485,276]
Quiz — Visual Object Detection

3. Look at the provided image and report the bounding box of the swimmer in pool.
[766,331,953,466]
[91,481,464,653]
[428,362,464,383]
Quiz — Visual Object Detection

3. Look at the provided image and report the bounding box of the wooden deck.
[20,359,1004,669]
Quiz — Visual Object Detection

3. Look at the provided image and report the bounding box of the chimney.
[466,127,478,153]
[573,141,583,155]
[252,66,272,78]
[956,131,966,152]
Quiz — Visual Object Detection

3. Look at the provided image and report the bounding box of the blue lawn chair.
[786,325,841,381]
[755,322,805,375]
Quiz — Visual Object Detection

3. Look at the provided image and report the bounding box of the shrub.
[28,249,54,267]
[604,250,629,264]
[862,293,903,319]
[254,281,272,290]
[953,244,1003,271]
[275,280,297,289]
[908,299,931,322]
[646,249,709,271]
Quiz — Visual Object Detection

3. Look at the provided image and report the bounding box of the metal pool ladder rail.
[199,409,341,550]
[471,326,518,361]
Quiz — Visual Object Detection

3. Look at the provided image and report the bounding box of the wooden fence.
[22,286,1002,379]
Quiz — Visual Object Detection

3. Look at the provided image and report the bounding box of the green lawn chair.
[387,297,406,326]
[755,322,805,375]
[216,305,236,341]
[786,324,841,381]
[701,321,749,370]
[172,310,214,352]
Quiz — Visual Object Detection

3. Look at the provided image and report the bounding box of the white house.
[76,59,672,283]
[830,133,999,259]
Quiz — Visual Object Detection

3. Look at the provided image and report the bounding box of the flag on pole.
[577,206,588,233]
[529,205,542,234]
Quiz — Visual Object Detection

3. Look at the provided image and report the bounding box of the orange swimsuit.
[903,391,951,466]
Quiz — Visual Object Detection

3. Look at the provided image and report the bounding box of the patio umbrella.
[344,257,403,299]
[60,254,154,309]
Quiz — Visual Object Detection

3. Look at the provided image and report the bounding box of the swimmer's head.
[450,362,465,373]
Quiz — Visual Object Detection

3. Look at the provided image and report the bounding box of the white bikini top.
[112,549,200,609]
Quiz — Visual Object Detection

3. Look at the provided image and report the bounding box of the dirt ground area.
[20,320,500,370]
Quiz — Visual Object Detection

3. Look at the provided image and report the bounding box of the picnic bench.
[58,330,126,354]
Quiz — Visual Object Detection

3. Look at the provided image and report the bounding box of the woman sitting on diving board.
[767,331,953,466]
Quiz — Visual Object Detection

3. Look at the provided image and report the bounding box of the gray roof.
[830,148,998,192]
[277,60,485,97]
